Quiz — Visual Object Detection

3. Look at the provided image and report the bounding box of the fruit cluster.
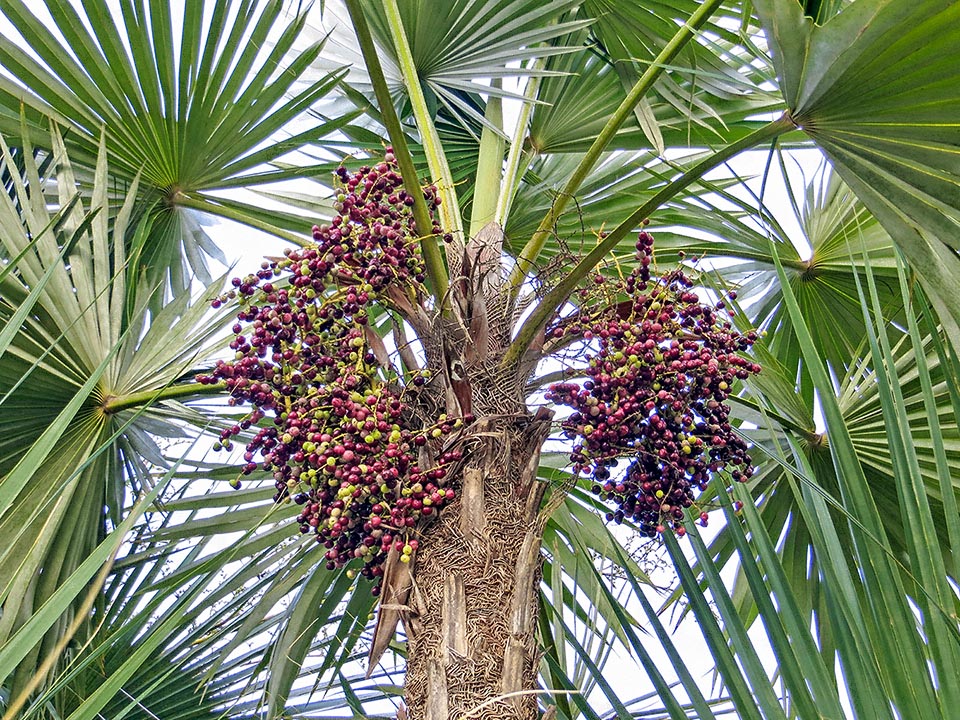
[198,152,462,590]
[545,229,760,537]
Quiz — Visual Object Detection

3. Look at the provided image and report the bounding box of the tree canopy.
[1,1,959,719]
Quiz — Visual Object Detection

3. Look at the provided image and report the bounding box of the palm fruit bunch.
[198,151,463,593]
[545,228,761,537]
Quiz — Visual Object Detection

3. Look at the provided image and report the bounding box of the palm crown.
[1,1,959,719]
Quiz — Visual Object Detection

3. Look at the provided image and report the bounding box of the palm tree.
[1,1,959,719]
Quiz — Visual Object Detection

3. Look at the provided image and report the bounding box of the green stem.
[507,0,726,296]
[502,113,794,369]
[383,0,464,243]
[469,80,504,238]
[344,0,449,303]
[495,58,545,226]
[102,381,227,414]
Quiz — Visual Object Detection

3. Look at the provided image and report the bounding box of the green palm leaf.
[0,0,347,292]
[527,9,782,156]
[753,0,960,350]
[0,125,228,710]
[327,0,589,132]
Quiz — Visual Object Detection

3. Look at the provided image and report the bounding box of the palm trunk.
[402,411,553,720]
